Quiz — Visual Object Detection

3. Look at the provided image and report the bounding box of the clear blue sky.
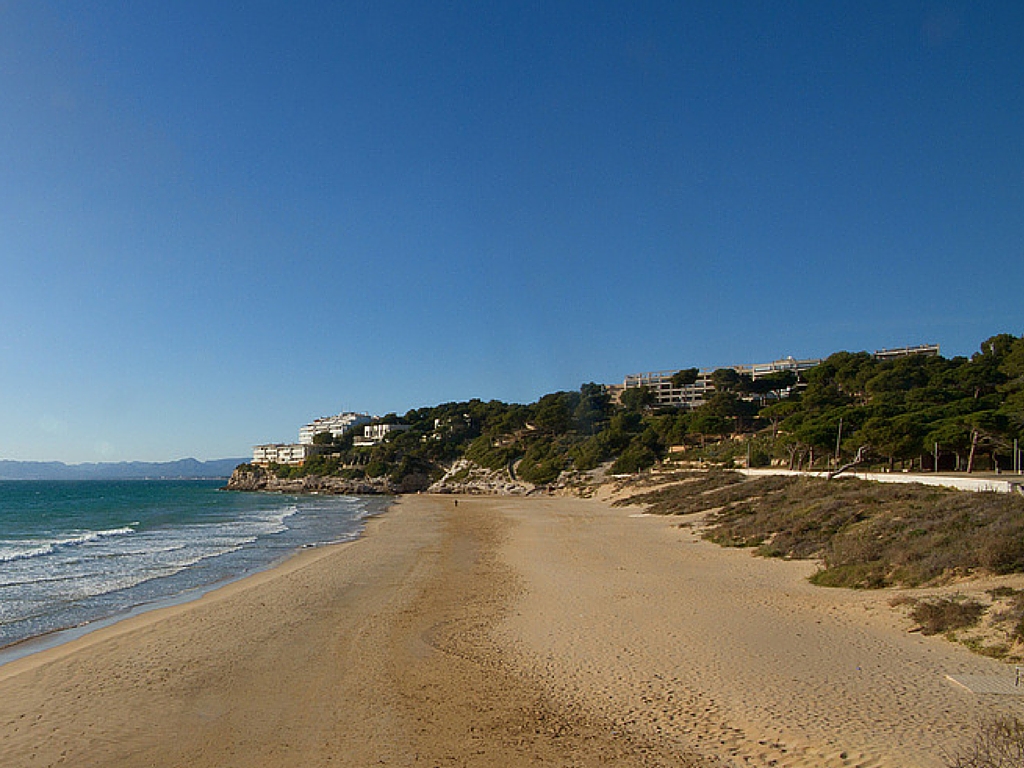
[1,2,1021,463]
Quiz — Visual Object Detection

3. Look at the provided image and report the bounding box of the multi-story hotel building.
[252,443,320,465]
[611,345,939,410]
[298,412,371,445]
[253,411,373,465]
[871,344,940,361]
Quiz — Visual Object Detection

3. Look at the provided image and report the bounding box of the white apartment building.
[613,345,939,410]
[252,443,319,466]
[252,411,370,465]
[872,344,940,361]
[615,356,820,409]
[298,412,371,445]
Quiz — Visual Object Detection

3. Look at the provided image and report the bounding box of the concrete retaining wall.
[738,468,1024,495]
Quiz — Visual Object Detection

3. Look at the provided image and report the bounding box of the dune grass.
[618,471,1024,589]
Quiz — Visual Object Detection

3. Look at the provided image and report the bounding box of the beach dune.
[0,495,1015,767]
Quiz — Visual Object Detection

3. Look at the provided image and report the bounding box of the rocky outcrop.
[226,460,560,496]
[224,464,398,495]
[426,459,535,495]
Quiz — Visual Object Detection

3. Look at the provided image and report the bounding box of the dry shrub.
[810,562,888,589]
[947,716,1024,768]
[987,589,1024,644]
[613,470,749,515]
[911,597,986,636]
[623,472,1024,589]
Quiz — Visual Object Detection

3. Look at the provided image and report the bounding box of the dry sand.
[0,495,1019,767]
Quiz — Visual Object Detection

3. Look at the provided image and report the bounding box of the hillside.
[249,332,1023,492]
[0,458,247,481]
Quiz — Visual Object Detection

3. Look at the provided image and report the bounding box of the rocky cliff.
[224,464,399,495]
[224,460,540,496]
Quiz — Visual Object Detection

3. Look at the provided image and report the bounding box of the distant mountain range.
[0,458,248,481]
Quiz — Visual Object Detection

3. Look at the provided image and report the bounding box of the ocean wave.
[0,526,136,563]
[0,490,372,652]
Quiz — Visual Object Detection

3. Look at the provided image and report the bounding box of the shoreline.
[0,519,369,686]
[0,489,389,670]
[1,493,1020,767]
[0,532,368,671]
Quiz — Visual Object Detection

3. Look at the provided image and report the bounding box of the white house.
[353,423,412,447]
[298,412,371,445]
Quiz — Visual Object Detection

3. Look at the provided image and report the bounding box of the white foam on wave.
[52,509,303,603]
[0,526,136,563]
[45,506,300,600]
[0,495,369,650]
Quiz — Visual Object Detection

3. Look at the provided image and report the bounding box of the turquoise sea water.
[0,480,383,652]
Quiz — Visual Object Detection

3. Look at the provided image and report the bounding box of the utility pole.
[835,417,843,465]
[934,441,939,473]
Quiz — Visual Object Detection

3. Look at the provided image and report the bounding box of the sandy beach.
[0,495,1019,767]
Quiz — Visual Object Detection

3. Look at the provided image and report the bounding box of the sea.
[0,480,385,660]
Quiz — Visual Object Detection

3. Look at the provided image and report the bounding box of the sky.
[0,1,1021,463]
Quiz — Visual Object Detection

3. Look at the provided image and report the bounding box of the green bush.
[910,597,986,636]
[609,444,657,474]
[517,439,566,485]
[518,458,562,485]
[364,460,387,478]
[464,435,520,471]
[810,562,888,589]
[570,436,606,470]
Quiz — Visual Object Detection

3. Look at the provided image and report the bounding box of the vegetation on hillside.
[767,332,1024,473]
[264,331,1023,486]
[615,470,1024,589]
[617,469,1024,661]
[264,384,621,490]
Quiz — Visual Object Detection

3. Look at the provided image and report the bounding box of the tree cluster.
[272,332,1023,486]
[773,333,1024,472]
